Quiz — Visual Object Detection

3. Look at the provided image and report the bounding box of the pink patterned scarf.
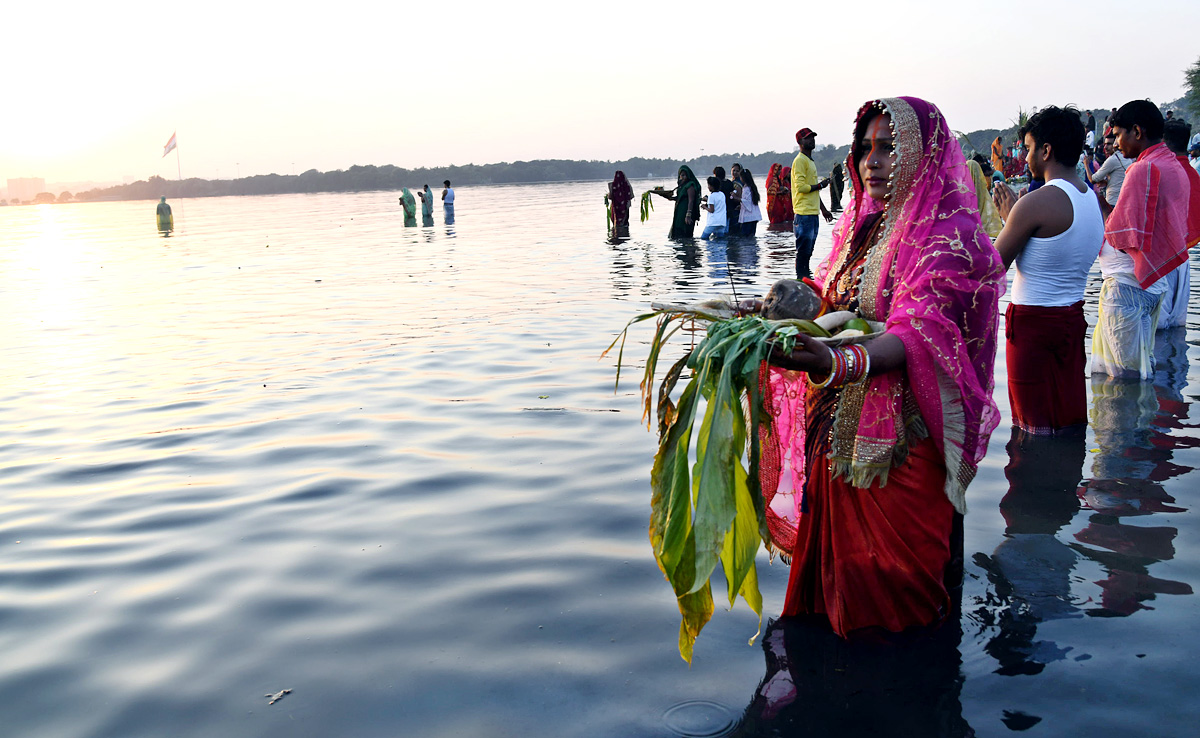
[812,97,1005,514]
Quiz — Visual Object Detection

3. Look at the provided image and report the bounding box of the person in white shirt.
[1085,132,1133,208]
[441,179,456,224]
[992,105,1100,435]
[737,169,763,236]
[699,176,728,240]
[1158,119,1196,330]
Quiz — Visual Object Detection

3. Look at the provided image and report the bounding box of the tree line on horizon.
[58,91,1194,205]
[72,148,855,203]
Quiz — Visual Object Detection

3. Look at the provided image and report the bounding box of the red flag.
[162,132,177,158]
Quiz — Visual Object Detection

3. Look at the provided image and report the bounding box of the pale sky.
[2,0,1195,187]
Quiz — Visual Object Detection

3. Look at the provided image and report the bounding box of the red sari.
[782,436,955,633]
[765,164,794,226]
[778,213,956,634]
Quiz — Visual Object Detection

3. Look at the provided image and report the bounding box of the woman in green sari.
[651,165,701,238]
[399,188,418,227]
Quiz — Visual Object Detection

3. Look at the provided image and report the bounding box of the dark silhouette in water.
[973,430,1086,677]
[734,614,974,737]
[828,163,845,213]
[972,328,1196,683]
[156,197,173,236]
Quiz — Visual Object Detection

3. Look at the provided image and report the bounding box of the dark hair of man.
[1110,100,1165,141]
[1018,105,1085,165]
[739,169,760,205]
[707,175,721,190]
[444,180,451,186]
[970,152,995,177]
[1163,119,1193,154]
[713,166,726,179]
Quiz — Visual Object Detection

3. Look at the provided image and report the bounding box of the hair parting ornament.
[856,100,903,208]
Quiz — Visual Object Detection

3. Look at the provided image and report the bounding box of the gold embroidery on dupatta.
[858,97,919,322]
[826,97,930,490]
[829,381,867,463]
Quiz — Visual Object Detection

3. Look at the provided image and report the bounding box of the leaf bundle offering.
[640,190,655,223]
[607,304,820,662]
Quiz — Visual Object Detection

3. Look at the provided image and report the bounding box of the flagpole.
[175,132,185,232]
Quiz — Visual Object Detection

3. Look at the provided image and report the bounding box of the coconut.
[762,278,823,321]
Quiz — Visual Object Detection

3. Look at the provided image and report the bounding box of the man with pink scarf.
[1092,101,1190,379]
[762,98,1004,637]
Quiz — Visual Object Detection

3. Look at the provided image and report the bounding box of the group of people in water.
[606,165,769,241]
[398,180,456,226]
[643,97,1200,642]
[607,128,850,281]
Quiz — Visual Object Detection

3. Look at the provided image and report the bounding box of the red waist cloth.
[781,435,956,636]
[1004,301,1087,435]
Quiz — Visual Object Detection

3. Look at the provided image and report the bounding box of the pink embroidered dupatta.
[815,97,1004,514]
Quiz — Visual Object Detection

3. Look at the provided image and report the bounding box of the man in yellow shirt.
[791,127,833,278]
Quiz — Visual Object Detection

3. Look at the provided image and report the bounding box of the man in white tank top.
[993,106,1101,436]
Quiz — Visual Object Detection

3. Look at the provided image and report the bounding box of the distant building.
[7,177,46,203]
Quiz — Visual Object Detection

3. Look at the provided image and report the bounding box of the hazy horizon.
[3,0,1195,187]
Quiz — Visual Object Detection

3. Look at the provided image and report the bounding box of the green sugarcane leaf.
[640,190,656,223]
[602,311,660,393]
[610,303,806,661]
[651,378,701,587]
[657,352,691,437]
[676,581,713,664]
[641,314,687,426]
[737,560,763,647]
[688,362,740,594]
[720,444,760,610]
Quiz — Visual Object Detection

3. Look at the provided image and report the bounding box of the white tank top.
[1010,179,1102,307]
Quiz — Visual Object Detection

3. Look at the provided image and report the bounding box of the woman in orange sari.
[991,136,1006,176]
[761,98,1004,636]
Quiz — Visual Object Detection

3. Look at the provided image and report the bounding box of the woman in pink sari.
[762,97,1004,636]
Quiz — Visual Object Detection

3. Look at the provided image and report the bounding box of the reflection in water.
[670,240,702,289]
[705,237,761,292]
[1075,338,1194,617]
[735,616,973,737]
[973,431,1086,676]
[972,328,1197,681]
[606,240,639,298]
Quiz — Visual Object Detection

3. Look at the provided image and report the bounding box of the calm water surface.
[1,183,1197,737]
